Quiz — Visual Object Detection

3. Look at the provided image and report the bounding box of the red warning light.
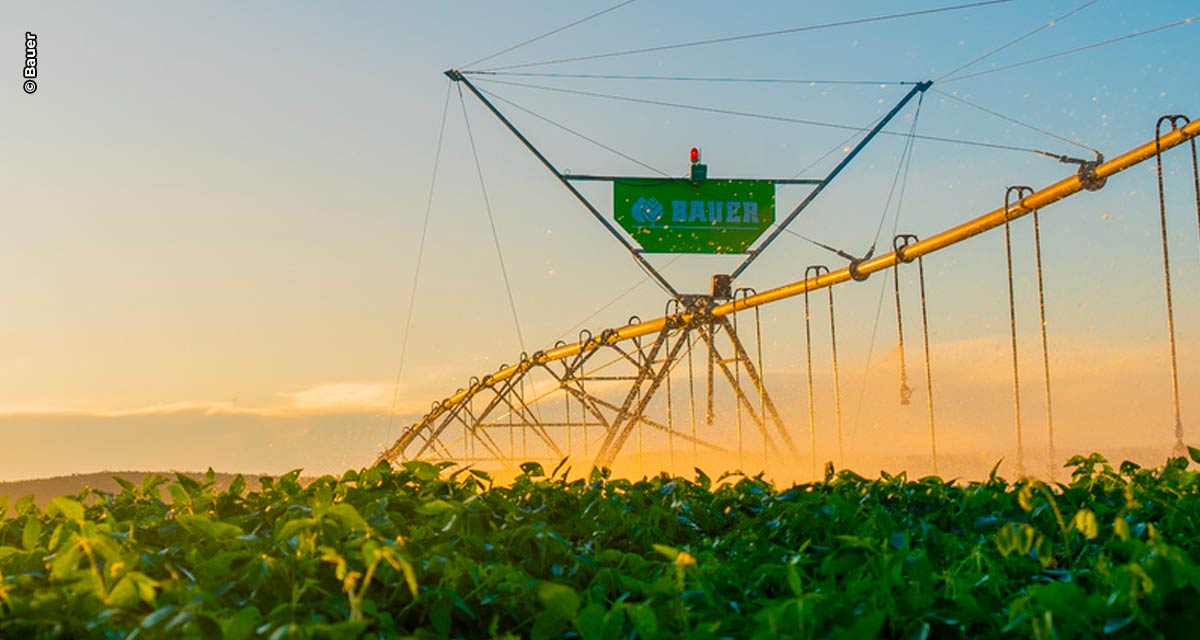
[690,147,700,163]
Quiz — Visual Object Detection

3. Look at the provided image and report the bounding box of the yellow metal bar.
[382,118,1199,463]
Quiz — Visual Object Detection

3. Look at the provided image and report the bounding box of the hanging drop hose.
[665,327,675,470]
[803,265,829,479]
[917,253,938,475]
[1004,186,1034,476]
[893,235,917,406]
[733,303,745,468]
[1155,115,1197,457]
[1031,208,1056,478]
[828,283,846,468]
[754,297,768,465]
[896,235,939,474]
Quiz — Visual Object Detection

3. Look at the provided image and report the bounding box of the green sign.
[613,178,775,254]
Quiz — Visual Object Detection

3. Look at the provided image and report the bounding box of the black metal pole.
[731,80,932,279]
[448,69,680,298]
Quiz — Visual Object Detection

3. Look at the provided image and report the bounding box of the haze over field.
[3,1,1199,482]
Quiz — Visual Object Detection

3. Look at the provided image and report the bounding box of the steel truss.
[379,296,798,470]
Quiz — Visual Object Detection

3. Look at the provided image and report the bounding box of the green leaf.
[1018,483,1035,512]
[223,607,261,640]
[177,513,243,539]
[537,582,580,620]
[996,522,1038,557]
[626,604,658,637]
[1071,508,1099,539]
[837,610,886,639]
[1113,516,1130,541]
[21,517,42,551]
[109,572,159,608]
[520,461,546,477]
[415,500,458,516]
[228,474,247,497]
[325,503,369,533]
[1188,446,1200,464]
[651,544,679,562]
[47,497,85,522]
[573,603,607,640]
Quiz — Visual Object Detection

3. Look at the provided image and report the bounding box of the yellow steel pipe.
[386,117,1199,458]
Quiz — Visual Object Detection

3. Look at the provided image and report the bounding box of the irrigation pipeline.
[378,117,1200,463]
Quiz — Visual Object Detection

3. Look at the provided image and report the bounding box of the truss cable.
[469,71,919,86]
[871,94,924,254]
[554,257,683,343]
[479,0,1015,72]
[474,77,1062,158]
[385,81,453,441]
[462,0,640,69]
[1003,186,1033,476]
[459,87,527,353]
[936,0,1099,82]
[1155,115,1198,456]
[934,88,1100,156]
[479,87,671,176]
[942,16,1200,83]
[792,128,870,179]
[1031,207,1056,477]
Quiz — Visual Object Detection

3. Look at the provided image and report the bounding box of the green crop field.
[2,451,1199,639]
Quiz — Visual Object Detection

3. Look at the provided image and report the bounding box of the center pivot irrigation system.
[377,65,1200,477]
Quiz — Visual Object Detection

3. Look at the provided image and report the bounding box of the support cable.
[1003,186,1034,476]
[477,0,1014,71]
[474,77,1067,158]
[459,88,527,352]
[791,126,872,179]
[478,87,671,176]
[933,88,1099,156]
[553,256,683,343]
[385,81,453,440]
[468,71,919,86]
[1154,115,1197,457]
[462,0,640,69]
[935,0,1099,82]
[941,16,1199,83]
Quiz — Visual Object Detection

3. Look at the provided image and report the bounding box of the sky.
[2,1,1199,482]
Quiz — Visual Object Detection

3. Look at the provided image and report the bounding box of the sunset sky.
[3,1,1199,481]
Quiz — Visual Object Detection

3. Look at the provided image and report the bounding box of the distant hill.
[0,471,261,508]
